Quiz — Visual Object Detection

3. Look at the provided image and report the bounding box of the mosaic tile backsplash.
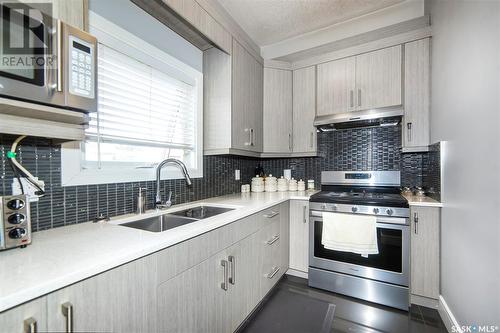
[0,125,438,232]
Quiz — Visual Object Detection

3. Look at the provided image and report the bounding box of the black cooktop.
[310,185,409,208]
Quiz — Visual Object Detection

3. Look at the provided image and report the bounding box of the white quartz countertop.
[403,194,443,207]
[0,191,316,313]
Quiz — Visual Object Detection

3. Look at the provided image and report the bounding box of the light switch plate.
[235,169,240,180]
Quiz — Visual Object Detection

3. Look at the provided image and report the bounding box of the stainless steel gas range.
[308,171,410,310]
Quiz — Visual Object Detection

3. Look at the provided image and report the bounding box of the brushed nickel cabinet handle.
[263,211,279,218]
[288,133,292,151]
[228,255,236,285]
[267,266,280,279]
[61,302,73,333]
[221,260,229,290]
[303,205,307,223]
[266,234,280,245]
[250,128,255,146]
[357,89,362,107]
[414,212,419,234]
[407,122,413,142]
[350,90,354,108]
[56,20,63,92]
[24,317,37,333]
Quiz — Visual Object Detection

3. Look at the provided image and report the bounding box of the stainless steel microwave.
[0,3,97,113]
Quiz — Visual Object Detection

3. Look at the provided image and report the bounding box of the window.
[62,12,203,186]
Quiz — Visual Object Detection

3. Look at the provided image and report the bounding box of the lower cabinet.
[0,297,47,333]
[410,206,440,300]
[47,255,158,332]
[289,200,309,273]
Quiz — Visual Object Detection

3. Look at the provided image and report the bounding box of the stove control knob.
[351,206,358,213]
[373,208,379,214]
[322,204,327,210]
[386,209,394,216]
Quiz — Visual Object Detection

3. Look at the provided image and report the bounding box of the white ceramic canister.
[307,179,315,190]
[297,179,306,191]
[251,176,264,192]
[288,178,298,191]
[264,174,278,192]
[277,176,288,192]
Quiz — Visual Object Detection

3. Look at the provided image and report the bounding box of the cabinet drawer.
[260,204,282,225]
[259,219,282,296]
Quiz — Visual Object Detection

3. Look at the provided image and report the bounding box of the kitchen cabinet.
[289,200,309,274]
[403,38,431,151]
[18,0,87,30]
[263,68,293,153]
[47,255,157,332]
[159,0,232,53]
[293,66,317,154]
[316,45,402,116]
[410,206,440,300]
[0,297,47,333]
[317,57,356,116]
[204,40,263,156]
[355,45,402,110]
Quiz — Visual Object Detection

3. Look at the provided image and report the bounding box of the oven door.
[0,3,64,107]
[309,212,409,286]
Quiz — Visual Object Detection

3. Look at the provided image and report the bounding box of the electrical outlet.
[12,177,45,202]
[235,169,240,181]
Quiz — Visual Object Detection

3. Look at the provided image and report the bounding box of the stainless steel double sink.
[121,206,235,233]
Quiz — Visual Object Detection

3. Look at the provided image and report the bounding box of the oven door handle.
[310,215,409,227]
[56,19,63,92]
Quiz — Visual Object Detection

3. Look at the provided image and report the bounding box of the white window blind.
[85,44,197,166]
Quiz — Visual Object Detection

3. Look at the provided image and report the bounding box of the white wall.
[88,0,203,72]
[429,0,500,325]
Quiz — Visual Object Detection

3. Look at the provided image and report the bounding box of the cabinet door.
[47,256,157,332]
[157,243,240,333]
[403,39,430,148]
[289,200,309,273]
[0,297,47,333]
[293,66,317,153]
[263,68,293,153]
[355,45,402,110]
[317,57,356,116]
[410,206,440,299]
[52,0,87,30]
[232,39,263,152]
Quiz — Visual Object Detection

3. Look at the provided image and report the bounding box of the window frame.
[61,12,203,186]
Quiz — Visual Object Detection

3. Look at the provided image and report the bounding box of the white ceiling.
[216,0,404,46]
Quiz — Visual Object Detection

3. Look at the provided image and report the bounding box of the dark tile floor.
[239,275,448,333]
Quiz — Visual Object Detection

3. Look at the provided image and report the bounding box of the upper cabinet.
[263,68,293,153]
[204,40,263,156]
[317,45,402,116]
[51,0,87,30]
[317,57,355,116]
[293,66,317,154]
[403,38,430,150]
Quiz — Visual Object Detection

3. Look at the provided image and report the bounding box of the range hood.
[314,106,404,131]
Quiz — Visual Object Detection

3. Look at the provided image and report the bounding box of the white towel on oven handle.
[321,212,379,256]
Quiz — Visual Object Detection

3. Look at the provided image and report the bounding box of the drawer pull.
[221,260,228,291]
[24,317,37,333]
[266,235,280,245]
[61,302,73,333]
[228,255,236,285]
[414,212,419,234]
[263,211,279,218]
[267,266,280,279]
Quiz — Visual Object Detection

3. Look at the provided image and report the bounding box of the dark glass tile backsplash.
[0,125,439,232]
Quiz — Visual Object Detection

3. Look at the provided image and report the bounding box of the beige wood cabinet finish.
[232,39,263,153]
[355,45,402,110]
[317,57,356,115]
[292,66,317,153]
[316,45,402,117]
[410,206,440,300]
[0,297,47,333]
[161,0,232,53]
[263,68,293,153]
[47,256,157,332]
[403,38,430,149]
[289,200,310,273]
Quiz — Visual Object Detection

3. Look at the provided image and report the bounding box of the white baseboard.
[286,268,308,279]
[438,295,462,333]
